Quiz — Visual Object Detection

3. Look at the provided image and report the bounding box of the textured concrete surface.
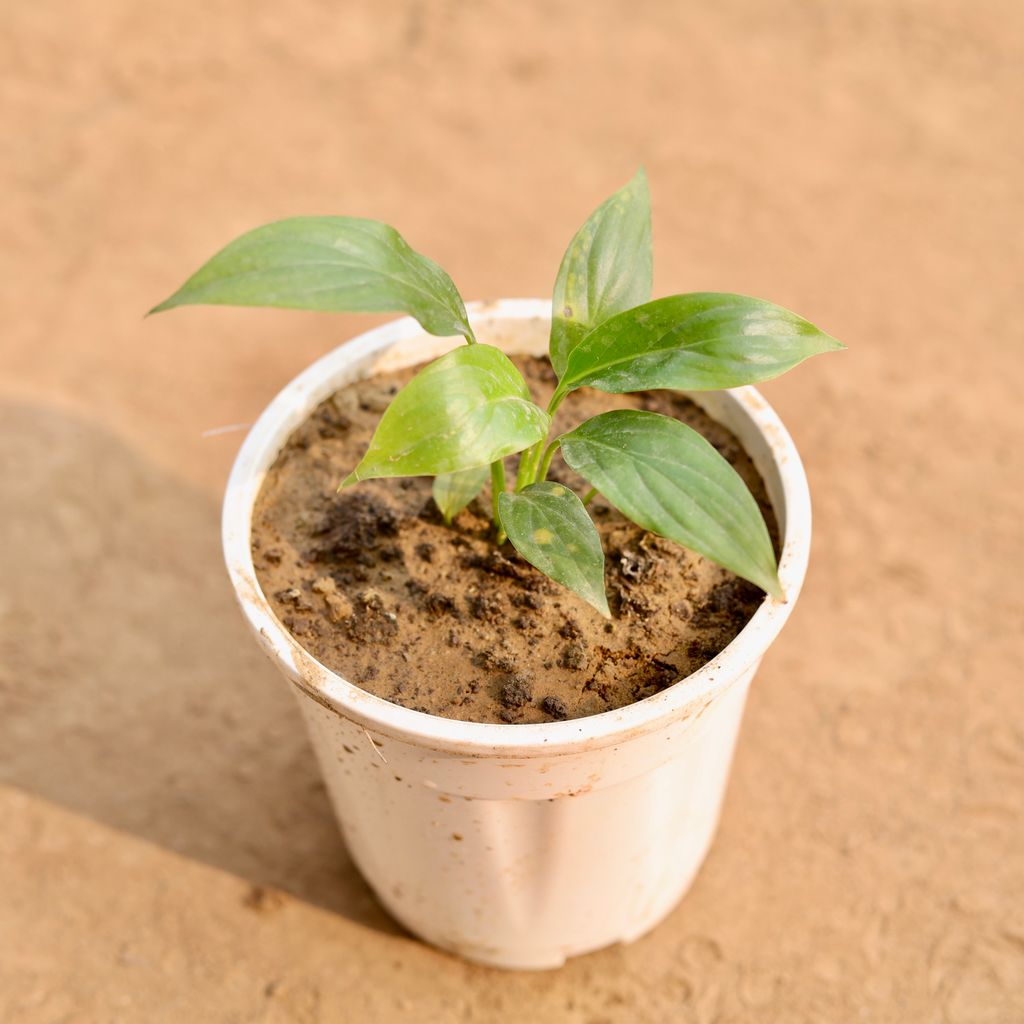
[2,1,1022,1020]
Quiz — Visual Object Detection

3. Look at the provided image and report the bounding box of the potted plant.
[151,170,842,968]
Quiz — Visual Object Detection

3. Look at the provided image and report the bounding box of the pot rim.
[222,298,811,758]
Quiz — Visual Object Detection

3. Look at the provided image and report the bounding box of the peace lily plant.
[151,170,843,617]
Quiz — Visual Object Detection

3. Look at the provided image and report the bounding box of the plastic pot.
[222,299,812,969]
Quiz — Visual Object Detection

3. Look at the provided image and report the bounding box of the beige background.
[2,1,1022,1020]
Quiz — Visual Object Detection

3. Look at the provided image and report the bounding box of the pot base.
[297,668,751,970]
[403,852,708,970]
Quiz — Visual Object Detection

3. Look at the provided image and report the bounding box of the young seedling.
[151,170,843,616]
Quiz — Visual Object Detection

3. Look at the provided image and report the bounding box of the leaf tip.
[625,166,650,207]
[809,326,846,353]
[338,471,359,491]
[434,494,454,525]
[146,295,178,317]
[764,573,786,602]
[587,587,611,619]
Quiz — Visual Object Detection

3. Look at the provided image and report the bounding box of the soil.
[252,356,777,724]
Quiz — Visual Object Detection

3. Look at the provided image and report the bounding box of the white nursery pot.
[223,299,812,970]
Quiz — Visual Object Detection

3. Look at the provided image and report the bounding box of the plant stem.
[537,440,560,482]
[513,448,534,492]
[520,388,570,487]
[511,385,568,495]
[490,460,507,543]
[515,440,541,491]
[462,324,477,345]
[526,442,542,483]
[581,487,598,506]
[546,388,567,418]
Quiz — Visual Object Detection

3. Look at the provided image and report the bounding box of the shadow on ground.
[0,400,402,935]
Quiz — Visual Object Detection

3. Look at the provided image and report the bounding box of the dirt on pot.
[251,356,778,724]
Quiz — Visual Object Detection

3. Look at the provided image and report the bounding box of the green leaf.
[498,482,610,617]
[560,410,782,598]
[432,465,490,524]
[549,168,652,377]
[555,293,843,398]
[342,345,549,485]
[149,216,473,340]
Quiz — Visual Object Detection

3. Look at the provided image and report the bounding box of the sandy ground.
[2,1,1022,1020]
